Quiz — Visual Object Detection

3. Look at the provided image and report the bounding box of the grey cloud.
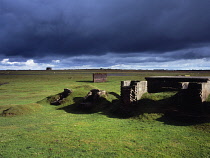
[1,0,210,60]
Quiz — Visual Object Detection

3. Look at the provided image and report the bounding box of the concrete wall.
[121,80,147,105]
[147,80,182,93]
[202,81,210,102]
[93,73,107,82]
[136,81,147,100]
[121,77,210,107]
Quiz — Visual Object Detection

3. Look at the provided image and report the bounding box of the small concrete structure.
[121,81,147,105]
[93,73,107,82]
[145,76,210,102]
[145,76,210,106]
[46,67,52,70]
[121,76,210,106]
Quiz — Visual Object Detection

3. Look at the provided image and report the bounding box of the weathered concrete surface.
[181,82,189,89]
[121,81,133,105]
[120,76,210,107]
[121,80,147,105]
[201,81,210,102]
[145,76,210,82]
[136,81,148,100]
[177,83,203,106]
[93,73,107,82]
[80,89,107,109]
[145,76,210,105]
[146,76,210,93]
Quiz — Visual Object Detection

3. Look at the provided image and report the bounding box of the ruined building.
[93,73,107,82]
[46,67,52,70]
[121,80,147,105]
[121,76,210,107]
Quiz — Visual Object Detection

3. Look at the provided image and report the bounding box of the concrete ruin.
[51,88,72,105]
[121,81,147,105]
[93,73,107,82]
[80,89,107,109]
[145,76,210,104]
[121,76,210,106]
[46,67,52,70]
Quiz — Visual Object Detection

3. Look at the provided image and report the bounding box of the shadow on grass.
[56,92,120,117]
[47,91,210,126]
[0,82,9,86]
[136,94,210,126]
[58,97,89,114]
[109,92,121,100]
[76,81,111,83]
[76,81,93,83]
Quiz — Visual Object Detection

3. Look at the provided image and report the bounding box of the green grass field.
[0,70,210,157]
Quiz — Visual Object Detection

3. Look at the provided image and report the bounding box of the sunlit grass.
[0,70,210,157]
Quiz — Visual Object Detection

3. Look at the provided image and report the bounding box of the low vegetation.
[0,70,210,157]
[0,103,41,116]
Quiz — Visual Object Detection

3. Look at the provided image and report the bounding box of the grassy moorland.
[0,70,210,158]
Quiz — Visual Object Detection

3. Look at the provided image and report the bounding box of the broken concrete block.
[121,81,147,105]
[80,89,107,109]
[51,88,72,105]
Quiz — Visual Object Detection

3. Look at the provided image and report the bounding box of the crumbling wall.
[201,81,210,102]
[121,78,210,107]
[177,83,202,106]
[136,81,148,100]
[121,81,147,105]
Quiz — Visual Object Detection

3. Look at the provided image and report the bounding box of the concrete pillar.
[201,81,210,102]
[121,80,131,87]
[179,82,210,104]
[121,81,147,105]
[177,82,210,109]
[181,82,189,89]
[136,81,147,100]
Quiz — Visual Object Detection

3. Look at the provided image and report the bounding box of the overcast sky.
[1,0,210,70]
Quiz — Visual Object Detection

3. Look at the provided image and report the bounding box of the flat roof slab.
[145,76,210,82]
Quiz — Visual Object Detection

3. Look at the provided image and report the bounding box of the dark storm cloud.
[1,0,210,58]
